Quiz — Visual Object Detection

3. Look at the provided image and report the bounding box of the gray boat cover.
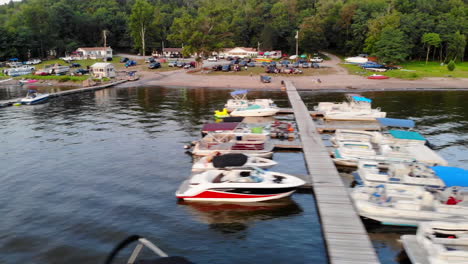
[212,153,249,168]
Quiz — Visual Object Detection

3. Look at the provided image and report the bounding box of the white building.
[225,47,258,58]
[76,47,113,59]
[90,63,116,78]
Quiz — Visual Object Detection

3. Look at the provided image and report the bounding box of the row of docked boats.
[215,90,279,118]
[318,95,468,263]
[176,91,305,202]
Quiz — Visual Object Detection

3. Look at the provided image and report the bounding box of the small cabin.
[90,63,116,78]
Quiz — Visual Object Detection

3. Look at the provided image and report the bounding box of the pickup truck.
[310,57,323,63]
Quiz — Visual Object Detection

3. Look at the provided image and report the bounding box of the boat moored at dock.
[20,90,50,105]
[401,221,468,264]
[192,153,277,172]
[176,167,305,202]
[351,185,468,227]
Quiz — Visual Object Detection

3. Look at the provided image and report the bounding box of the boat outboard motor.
[104,235,195,264]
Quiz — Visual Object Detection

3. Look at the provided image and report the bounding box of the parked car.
[168,61,177,67]
[265,66,278,73]
[189,61,196,68]
[212,65,222,71]
[270,61,277,66]
[34,70,50,76]
[302,63,310,68]
[292,62,300,68]
[70,63,81,68]
[260,75,271,83]
[183,64,191,69]
[74,68,89,75]
[148,62,161,69]
[207,57,217,62]
[310,57,323,63]
[24,59,42,65]
[261,62,269,67]
[226,56,233,61]
[222,64,231,72]
[120,57,129,63]
[247,62,256,67]
[239,61,247,67]
[312,63,320,68]
[145,57,156,63]
[125,60,137,67]
[176,61,185,68]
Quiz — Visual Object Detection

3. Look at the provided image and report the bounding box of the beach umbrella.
[300,54,307,58]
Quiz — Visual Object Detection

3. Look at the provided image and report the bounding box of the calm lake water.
[0,85,466,264]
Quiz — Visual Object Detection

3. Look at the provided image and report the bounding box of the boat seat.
[212,173,225,183]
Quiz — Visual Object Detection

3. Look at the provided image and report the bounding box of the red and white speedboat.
[176,167,305,202]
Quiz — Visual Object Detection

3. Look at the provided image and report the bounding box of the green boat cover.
[244,104,262,110]
[389,130,426,141]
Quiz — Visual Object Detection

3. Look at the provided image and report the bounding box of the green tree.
[299,16,328,53]
[168,1,233,66]
[374,26,410,64]
[422,33,442,64]
[447,59,456,71]
[446,31,466,62]
[129,0,154,56]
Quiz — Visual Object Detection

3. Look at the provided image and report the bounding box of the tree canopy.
[0,0,466,63]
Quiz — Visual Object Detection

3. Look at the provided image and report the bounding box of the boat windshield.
[253,166,266,175]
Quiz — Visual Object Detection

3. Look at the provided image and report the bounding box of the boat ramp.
[283,80,380,264]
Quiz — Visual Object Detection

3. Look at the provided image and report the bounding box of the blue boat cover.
[376,118,415,128]
[230,90,248,96]
[351,96,372,103]
[431,166,468,187]
[389,130,426,141]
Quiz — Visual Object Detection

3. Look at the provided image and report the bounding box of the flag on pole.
[295,30,298,39]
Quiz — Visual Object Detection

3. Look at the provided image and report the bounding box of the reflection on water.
[179,198,303,230]
[0,86,466,264]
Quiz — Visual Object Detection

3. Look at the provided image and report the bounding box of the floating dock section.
[283,80,380,264]
[0,80,127,107]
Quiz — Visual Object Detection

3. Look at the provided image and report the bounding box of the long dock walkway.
[284,80,380,264]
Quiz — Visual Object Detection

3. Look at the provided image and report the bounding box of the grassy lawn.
[194,66,335,77]
[341,61,468,80]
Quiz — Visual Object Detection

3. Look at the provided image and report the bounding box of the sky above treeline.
[0,0,20,5]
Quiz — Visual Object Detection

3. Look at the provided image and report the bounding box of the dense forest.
[0,0,467,63]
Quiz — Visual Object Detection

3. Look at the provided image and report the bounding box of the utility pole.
[295,30,299,57]
[103,30,108,47]
[257,41,260,52]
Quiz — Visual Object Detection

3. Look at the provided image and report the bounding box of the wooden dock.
[0,80,127,107]
[283,80,380,264]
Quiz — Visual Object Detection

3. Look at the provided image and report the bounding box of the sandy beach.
[116,52,468,91]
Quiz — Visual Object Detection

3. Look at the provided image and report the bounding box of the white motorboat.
[331,129,428,147]
[345,57,368,64]
[20,90,50,105]
[225,90,276,112]
[357,161,446,188]
[176,167,305,202]
[192,153,278,172]
[332,140,448,167]
[201,122,270,137]
[314,94,386,121]
[351,185,468,227]
[402,221,468,264]
[230,104,279,117]
[191,133,274,158]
